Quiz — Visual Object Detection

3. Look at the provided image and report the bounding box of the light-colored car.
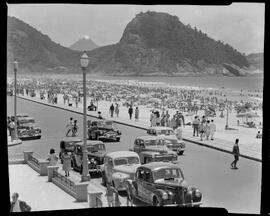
[101,151,141,191]
[147,127,186,155]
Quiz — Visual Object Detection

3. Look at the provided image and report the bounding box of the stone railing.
[24,151,50,176]
[47,166,88,202]
[88,184,103,208]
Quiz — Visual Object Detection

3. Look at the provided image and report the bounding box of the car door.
[143,168,155,204]
[136,168,146,199]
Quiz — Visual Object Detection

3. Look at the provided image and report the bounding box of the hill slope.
[246,53,263,72]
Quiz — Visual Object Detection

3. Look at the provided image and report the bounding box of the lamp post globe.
[80,51,90,182]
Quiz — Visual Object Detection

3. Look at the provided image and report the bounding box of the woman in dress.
[62,150,71,177]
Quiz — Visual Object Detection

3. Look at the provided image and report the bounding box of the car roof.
[76,140,104,146]
[149,127,173,130]
[140,162,179,171]
[106,151,139,159]
[61,137,82,142]
[136,136,165,140]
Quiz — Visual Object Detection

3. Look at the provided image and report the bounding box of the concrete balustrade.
[88,184,103,208]
[23,150,33,163]
[47,166,59,181]
[39,159,50,176]
[75,182,89,202]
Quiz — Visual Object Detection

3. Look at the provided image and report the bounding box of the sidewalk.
[17,93,261,162]
[8,164,89,211]
[8,136,22,147]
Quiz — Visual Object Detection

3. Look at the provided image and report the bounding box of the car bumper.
[163,201,202,207]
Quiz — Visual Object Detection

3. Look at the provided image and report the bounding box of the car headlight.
[162,192,168,200]
[195,189,201,197]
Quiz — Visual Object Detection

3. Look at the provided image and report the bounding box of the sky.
[7,3,265,54]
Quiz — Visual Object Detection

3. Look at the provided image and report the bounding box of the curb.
[8,140,22,147]
[17,96,262,163]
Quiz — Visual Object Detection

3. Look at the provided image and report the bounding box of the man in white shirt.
[209,119,216,140]
[10,193,31,212]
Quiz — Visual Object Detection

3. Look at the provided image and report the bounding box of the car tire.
[153,196,162,206]
[178,150,184,155]
[116,137,120,142]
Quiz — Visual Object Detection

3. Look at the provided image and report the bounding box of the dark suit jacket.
[10,200,31,212]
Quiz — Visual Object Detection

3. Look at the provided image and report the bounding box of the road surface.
[7,96,261,213]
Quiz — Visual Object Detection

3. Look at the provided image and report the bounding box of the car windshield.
[157,130,175,136]
[166,139,179,144]
[87,144,105,152]
[18,119,35,124]
[114,157,140,166]
[153,168,184,181]
[144,139,164,146]
[19,122,36,128]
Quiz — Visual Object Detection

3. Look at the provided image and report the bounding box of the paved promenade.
[17,93,261,161]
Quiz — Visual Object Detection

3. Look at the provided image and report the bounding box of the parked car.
[101,151,141,191]
[87,120,121,142]
[130,136,178,164]
[71,140,106,176]
[17,117,42,140]
[59,137,82,163]
[125,162,202,206]
[147,127,185,155]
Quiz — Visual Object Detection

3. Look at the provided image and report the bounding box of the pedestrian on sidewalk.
[105,183,114,207]
[209,119,216,140]
[62,150,71,176]
[98,111,103,119]
[72,120,78,137]
[205,120,211,140]
[110,103,115,118]
[128,105,133,120]
[156,111,161,126]
[115,103,119,118]
[199,122,206,141]
[66,117,73,137]
[170,115,176,130]
[47,148,59,166]
[231,138,240,169]
[135,107,139,121]
[192,116,200,137]
[175,125,183,140]
[150,111,155,127]
[10,192,31,212]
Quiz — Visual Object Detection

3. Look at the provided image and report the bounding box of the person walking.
[66,117,73,137]
[47,148,59,166]
[175,124,183,140]
[72,120,78,137]
[128,106,133,120]
[209,119,216,140]
[10,193,31,212]
[199,121,205,141]
[115,103,119,118]
[135,107,139,121]
[150,111,155,127]
[105,183,114,207]
[62,150,71,176]
[192,116,200,137]
[205,120,211,140]
[110,103,115,118]
[156,111,161,126]
[170,115,177,130]
[231,139,240,169]
[165,110,170,127]
[114,190,121,207]
[9,120,16,141]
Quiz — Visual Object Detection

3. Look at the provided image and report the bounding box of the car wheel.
[116,137,120,142]
[153,196,162,206]
[178,150,184,155]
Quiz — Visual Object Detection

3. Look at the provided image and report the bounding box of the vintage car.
[87,120,121,142]
[130,136,178,164]
[17,117,42,140]
[71,140,106,176]
[101,151,141,191]
[59,137,82,163]
[147,127,186,155]
[125,162,202,206]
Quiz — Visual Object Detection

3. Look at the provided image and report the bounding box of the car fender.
[153,189,167,201]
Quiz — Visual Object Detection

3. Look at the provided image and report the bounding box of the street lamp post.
[14,60,18,140]
[80,51,90,182]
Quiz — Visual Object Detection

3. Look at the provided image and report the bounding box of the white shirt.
[13,200,21,212]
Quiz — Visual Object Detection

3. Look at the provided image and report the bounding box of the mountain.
[7,13,258,76]
[69,37,99,51]
[88,11,250,76]
[246,53,263,73]
[7,16,81,74]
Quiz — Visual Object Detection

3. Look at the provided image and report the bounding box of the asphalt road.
[7,96,261,214]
